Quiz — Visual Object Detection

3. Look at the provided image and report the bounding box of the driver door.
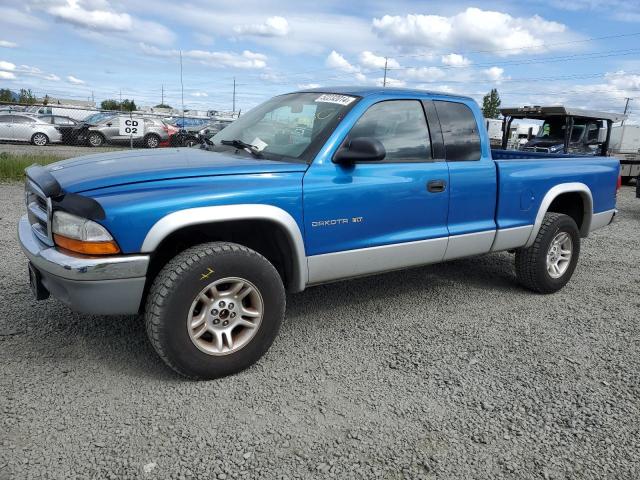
[303,99,450,284]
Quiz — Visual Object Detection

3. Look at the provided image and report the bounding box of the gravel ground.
[0,143,126,157]
[1,183,638,480]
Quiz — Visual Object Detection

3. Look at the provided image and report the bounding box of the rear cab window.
[433,100,481,161]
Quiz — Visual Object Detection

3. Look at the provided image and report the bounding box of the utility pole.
[119,89,122,111]
[232,77,236,114]
[383,57,388,87]
[180,51,185,126]
[161,84,164,106]
[622,97,632,125]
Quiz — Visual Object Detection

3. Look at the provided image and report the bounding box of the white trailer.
[485,118,503,146]
[610,125,640,184]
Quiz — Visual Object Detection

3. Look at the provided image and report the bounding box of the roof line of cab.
[293,85,474,102]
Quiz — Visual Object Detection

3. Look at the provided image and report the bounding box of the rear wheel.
[31,132,49,146]
[515,212,580,293]
[145,242,285,379]
[87,132,104,147]
[144,133,160,148]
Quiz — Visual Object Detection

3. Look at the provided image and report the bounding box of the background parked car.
[24,105,97,122]
[0,114,62,145]
[37,115,80,144]
[85,116,171,148]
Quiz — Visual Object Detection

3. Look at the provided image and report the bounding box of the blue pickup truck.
[18,87,620,378]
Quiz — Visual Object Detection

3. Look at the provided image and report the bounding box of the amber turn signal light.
[53,234,121,255]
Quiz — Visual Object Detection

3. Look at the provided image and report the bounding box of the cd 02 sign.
[119,117,144,137]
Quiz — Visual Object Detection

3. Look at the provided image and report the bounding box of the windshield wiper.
[220,139,263,158]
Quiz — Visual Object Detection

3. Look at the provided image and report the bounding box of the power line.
[385,31,640,59]
[387,47,640,71]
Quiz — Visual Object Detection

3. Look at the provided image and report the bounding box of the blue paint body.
[47,87,620,256]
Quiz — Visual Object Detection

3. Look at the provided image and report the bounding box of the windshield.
[210,92,358,162]
[83,112,112,124]
[536,118,565,140]
[535,118,586,143]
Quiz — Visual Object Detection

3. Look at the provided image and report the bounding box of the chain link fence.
[0,101,238,152]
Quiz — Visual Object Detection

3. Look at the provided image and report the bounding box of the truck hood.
[47,148,308,193]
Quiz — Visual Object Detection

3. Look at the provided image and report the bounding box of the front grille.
[25,180,53,246]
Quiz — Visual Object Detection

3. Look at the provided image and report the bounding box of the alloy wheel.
[187,277,264,356]
[546,231,572,279]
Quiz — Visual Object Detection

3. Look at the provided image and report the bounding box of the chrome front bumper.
[18,215,150,315]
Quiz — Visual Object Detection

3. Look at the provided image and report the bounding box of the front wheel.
[515,212,580,294]
[31,132,49,146]
[145,242,285,379]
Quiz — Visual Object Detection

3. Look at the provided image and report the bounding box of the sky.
[0,0,639,121]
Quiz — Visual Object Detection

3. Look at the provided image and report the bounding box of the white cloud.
[359,51,399,69]
[483,66,506,82]
[140,43,268,69]
[0,40,18,48]
[42,0,175,46]
[376,77,406,87]
[67,75,85,84]
[605,70,640,90]
[0,71,16,80]
[326,50,358,73]
[298,83,320,89]
[234,16,289,37]
[441,53,470,66]
[48,0,133,32]
[403,66,446,82]
[191,92,208,97]
[372,8,569,56]
[44,74,61,81]
[0,61,16,71]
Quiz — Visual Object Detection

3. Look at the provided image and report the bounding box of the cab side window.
[348,100,432,162]
[434,101,481,161]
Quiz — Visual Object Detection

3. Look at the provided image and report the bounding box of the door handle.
[427,179,447,193]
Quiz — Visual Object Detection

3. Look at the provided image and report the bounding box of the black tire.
[144,133,160,148]
[145,242,286,379]
[515,212,580,294]
[87,132,104,147]
[31,132,49,146]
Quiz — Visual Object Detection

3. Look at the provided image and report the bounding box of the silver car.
[86,115,170,148]
[0,114,63,146]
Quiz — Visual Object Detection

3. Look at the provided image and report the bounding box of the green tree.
[43,94,50,105]
[0,89,13,103]
[481,88,501,119]
[154,103,172,109]
[120,99,137,111]
[18,88,36,105]
[101,99,120,111]
[101,98,137,111]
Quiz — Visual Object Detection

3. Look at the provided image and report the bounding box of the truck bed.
[491,149,619,233]
[491,149,585,160]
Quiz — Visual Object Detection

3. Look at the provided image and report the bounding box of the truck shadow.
[286,251,519,321]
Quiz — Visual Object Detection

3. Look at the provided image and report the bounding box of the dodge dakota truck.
[18,87,620,379]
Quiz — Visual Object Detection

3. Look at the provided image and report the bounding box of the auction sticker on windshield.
[315,94,356,106]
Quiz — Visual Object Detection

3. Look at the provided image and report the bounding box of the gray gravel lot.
[1,182,638,480]
[0,143,125,157]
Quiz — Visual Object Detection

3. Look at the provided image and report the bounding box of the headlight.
[52,211,120,255]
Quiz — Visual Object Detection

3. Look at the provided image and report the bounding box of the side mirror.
[106,122,112,127]
[333,137,386,164]
[597,127,607,143]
